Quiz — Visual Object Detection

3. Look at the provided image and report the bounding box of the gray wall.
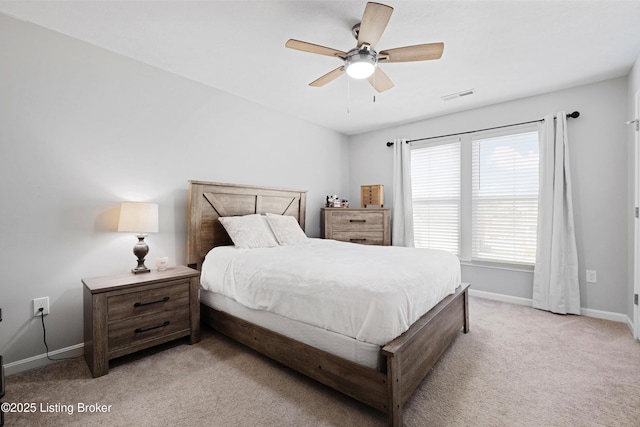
[628,56,640,325]
[349,78,630,315]
[0,14,349,364]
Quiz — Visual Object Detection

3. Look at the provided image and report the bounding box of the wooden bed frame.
[186,180,470,427]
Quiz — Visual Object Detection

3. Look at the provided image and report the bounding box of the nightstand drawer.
[108,306,190,354]
[107,280,190,322]
[329,211,385,231]
[333,231,384,245]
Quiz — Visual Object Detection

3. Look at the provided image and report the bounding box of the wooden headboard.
[186,180,308,270]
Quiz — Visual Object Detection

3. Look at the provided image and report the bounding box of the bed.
[186,180,470,426]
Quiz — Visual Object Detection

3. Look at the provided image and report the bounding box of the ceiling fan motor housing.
[345,45,378,79]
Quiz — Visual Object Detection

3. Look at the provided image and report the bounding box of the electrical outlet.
[586,270,597,283]
[33,297,49,316]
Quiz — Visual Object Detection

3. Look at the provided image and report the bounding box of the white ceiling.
[2,0,640,135]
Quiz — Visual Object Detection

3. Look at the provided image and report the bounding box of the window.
[471,131,539,264]
[411,139,460,254]
[410,126,540,265]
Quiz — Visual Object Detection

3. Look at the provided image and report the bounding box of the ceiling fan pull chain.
[373,71,376,103]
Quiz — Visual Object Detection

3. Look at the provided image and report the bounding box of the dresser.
[321,208,390,246]
[82,265,200,378]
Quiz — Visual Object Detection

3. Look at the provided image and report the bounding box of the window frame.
[409,123,540,268]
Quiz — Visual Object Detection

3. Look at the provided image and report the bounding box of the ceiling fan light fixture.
[345,46,377,79]
[346,61,376,79]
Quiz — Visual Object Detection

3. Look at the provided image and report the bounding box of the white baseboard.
[469,289,533,307]
[4,293,637,375]
[624,315,635,338]
[469,289,631,325]
[580,307,631,324]
[4,343,84,376]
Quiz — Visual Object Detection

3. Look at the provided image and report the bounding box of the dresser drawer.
[329,211,385,231]
[108,306,190,355]
[107,280,190,322]
[332,231,384,245]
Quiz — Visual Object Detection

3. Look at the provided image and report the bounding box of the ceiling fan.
[285,2,444,93]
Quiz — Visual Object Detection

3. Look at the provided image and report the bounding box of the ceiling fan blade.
[309,66,345,87]
[357,2,394,47]
[285,39,347,58]
[379,42,444,63]
[368,67,394,92]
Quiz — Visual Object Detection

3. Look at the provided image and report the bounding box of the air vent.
[441,89,475,101]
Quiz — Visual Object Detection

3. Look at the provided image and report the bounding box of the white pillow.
[265,213,308,245]
[218,214,278,249]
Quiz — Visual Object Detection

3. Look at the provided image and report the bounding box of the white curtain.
[391,138,414,247]
[532,112,581,314]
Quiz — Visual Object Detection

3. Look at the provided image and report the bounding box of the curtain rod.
[386,111,580,147]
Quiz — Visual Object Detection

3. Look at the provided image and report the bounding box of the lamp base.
[131,266,150,274]
[131,234,151,274]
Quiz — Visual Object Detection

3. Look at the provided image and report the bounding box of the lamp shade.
[118,202,159,233]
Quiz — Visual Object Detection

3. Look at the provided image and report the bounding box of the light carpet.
[3,297,640,426]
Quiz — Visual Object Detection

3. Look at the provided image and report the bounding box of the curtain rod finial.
[386,142,394,147]
[568,111,580,119]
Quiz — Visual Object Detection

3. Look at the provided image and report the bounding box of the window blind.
[411,140,460,254]
[471,131,539,264]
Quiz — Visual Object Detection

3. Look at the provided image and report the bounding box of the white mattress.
[200,290,382,369]
[200,238,461,345]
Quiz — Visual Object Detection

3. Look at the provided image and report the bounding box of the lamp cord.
[39,309,82,361]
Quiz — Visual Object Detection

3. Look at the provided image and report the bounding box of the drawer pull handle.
[349,219,366,223]
[133,296,170,308]
[350,238,367,242]
[134,321,170,334]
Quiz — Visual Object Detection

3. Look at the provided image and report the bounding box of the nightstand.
[321,208,390,246]
[82,265,200,378]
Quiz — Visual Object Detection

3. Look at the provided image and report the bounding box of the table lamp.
[118,202,159,274]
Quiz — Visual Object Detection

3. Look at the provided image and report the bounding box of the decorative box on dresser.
[82,265,200,378]
[321,208,390,246]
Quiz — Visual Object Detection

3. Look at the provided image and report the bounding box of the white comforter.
[200,238,461,345]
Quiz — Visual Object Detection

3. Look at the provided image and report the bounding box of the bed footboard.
[201,304,390,411]
[382,283,470,426]
[201,283,469,427]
